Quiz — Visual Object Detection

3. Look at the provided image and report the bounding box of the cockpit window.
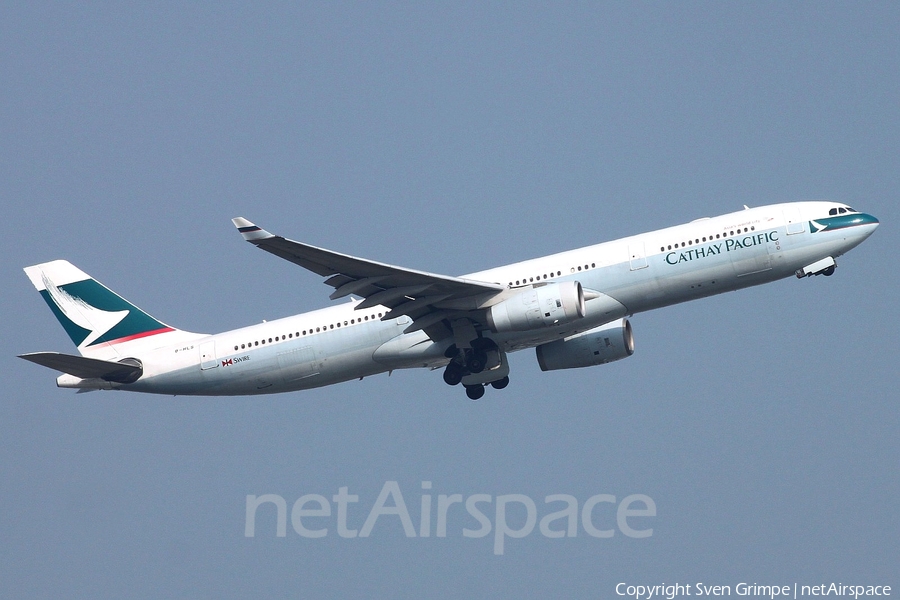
[829,206,858,216]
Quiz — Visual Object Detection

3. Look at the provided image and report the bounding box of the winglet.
[232,217,275,242]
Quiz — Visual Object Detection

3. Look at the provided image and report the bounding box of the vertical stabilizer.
[24,260,201,359]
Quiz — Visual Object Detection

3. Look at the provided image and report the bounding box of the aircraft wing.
[232,218,505,339]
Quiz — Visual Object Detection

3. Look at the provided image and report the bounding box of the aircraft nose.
[860,212,879,230]
[855,212,880,241]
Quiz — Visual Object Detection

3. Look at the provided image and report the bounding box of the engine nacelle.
[535,318,634,371]
[486,281,586,333]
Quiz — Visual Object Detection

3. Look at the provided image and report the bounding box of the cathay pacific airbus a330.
[21,201,878,400]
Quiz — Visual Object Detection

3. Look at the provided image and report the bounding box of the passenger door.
[200,340,218,370]
[783,207,806,235]
[629,242,648,270]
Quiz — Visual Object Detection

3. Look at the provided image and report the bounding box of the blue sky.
[2,3,898,598]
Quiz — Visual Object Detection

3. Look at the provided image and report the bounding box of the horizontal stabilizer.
[19,352,142,383]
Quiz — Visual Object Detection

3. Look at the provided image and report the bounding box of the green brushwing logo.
[39,275,170,347]
[809,213,879,233]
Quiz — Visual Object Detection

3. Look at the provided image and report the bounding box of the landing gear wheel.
[443,363,463,386]
[490,376,509,390]
[822,265,835,276]
[465,385,485,400]
[466,350,487,374]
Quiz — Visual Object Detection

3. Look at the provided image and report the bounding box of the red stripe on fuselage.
[105,327,175,345]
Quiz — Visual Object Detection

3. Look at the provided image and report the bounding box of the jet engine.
[535,318,634,371]
[486,281,586,333]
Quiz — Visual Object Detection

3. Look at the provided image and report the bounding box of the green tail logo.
[32,264,173,348]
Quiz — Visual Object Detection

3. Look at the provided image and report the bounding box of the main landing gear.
[461,376,510,400]
[443,362,463,386]
[442,339,510,400]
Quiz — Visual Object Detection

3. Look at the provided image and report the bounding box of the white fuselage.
[90,201,876,396]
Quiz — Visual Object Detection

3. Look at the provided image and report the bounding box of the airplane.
[20,201,878,400]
